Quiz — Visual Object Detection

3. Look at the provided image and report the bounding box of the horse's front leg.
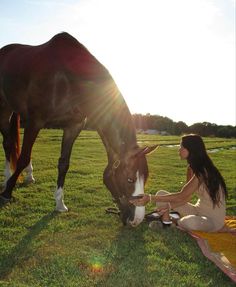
[55,124,83,212]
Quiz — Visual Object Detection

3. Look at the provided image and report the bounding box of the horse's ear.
[133,145,159,157]
[142,144,159,155]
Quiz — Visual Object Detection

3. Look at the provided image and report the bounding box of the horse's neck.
[97,124,136,164]
[96,98,137,163]
[83,77,137,161]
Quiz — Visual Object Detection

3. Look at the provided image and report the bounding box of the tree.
[173,121,189,135]
[132,113,235,138]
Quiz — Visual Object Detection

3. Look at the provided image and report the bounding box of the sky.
[0,0,235,126]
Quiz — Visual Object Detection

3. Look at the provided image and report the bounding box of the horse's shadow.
[94,223,232,287]
[93,224,150,287]
[0,211,57,279]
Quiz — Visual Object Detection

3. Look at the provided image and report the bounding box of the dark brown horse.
[0,32,157,226]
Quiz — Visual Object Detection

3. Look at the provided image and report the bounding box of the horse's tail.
[9,112,21,172]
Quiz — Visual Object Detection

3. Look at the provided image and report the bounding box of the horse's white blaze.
[25,161,35,183]
[3,160,11,186]
[129,171,145,227]
[55,187,68,212]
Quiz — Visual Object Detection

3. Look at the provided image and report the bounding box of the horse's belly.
[45,107,86,128]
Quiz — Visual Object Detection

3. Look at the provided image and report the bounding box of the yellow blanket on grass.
[190,217,236,283]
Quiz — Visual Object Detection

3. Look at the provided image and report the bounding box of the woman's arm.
[130,175,199,206]
[153,175,198,204]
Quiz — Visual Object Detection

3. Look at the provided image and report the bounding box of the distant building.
[137,129,169,135]
[144,129,159,135]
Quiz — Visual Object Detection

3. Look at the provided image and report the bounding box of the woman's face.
[178,142,189,160]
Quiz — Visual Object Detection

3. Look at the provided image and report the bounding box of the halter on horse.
[0,32,157,226]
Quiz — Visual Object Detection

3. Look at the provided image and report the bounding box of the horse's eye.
[127,178,134,183]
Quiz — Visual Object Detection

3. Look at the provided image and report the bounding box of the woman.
[131,134,228,232]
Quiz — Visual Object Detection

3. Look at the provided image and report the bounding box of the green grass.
[0,130,235,287]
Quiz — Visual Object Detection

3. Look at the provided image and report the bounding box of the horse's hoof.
[25,176,36,184]
[57,209,68,213]
[55,204,68,212]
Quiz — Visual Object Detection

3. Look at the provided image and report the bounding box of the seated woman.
[130,134,228,232]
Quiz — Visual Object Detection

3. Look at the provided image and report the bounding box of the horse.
[0,32,157,226]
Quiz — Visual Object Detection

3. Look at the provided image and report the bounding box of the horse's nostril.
[120,211,131,226]
[121,216,127,226]
[126,217,131,225]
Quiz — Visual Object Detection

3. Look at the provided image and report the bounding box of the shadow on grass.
[93,223,234,287]
[0,211,57,280]
[92,224,150,287]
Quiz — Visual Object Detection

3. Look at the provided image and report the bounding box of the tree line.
[132,113,236,138]
[30,112,235,138]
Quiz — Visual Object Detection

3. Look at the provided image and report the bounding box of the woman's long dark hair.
[181,134,227,206]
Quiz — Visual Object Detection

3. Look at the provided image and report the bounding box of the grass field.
[0,130,235,287]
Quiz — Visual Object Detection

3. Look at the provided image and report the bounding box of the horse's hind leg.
[1,129,12,186]
[0,114,35,186]
[0,110,13,187]
[1,124,40,200]
[55,123,84,212]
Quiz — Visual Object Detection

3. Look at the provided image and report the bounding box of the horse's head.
[103,145,158,226]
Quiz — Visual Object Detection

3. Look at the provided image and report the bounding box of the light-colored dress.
[156,184,226,232]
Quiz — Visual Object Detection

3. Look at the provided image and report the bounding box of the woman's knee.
[178,215,200,231]
[178,215,214,232]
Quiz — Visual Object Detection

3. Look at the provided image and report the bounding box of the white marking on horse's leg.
[129,171,145,226]
[3,160,11,187]
[55,187,68,212]
[24,161,35,183]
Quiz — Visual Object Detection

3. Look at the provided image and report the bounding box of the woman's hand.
[129,194,150,206]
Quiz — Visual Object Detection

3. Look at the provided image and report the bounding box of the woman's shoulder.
[186,165,194,182]
[186,174,201,192]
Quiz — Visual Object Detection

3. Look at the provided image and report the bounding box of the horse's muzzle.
[120,205,145,227]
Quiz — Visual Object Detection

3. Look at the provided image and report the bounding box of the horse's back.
[0,32,110,126]
[0,32,108,79]
[0,43,23,58]
[46,32,109,79]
